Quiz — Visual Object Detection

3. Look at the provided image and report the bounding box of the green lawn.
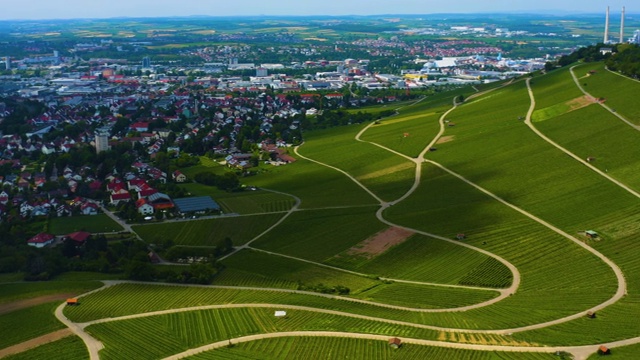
[133,213,284,247]
[49,214,123,235]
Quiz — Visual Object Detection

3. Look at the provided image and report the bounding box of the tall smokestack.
[604,6,610,44]
[620,6,625,43]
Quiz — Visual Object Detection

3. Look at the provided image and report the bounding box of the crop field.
[360,105,447,158]
[133,213,284,246]
[180,184,295,214]
[300,125,416,202]
[220,249,380,294]
[0,302,65,349]
[187,336,557,360]
[213,268,299,290]
[328,234,511,288]
[383,162,617,323]
[3,336,88,360]
[251,207,386,262]
[535,104,640,191]
[426,81,640,232]
[49,214,123,234]
[529,66,584,112]
[85,307,540,359]
[247,158,377,209]
[353,282,499,309]
[0,280,101,304]
[575,62,640,124]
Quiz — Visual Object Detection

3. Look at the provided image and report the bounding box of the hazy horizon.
[0,0,634,21]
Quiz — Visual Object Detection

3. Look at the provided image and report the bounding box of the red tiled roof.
[28,232,55,244]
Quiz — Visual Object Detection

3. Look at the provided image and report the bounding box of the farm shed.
[66,298,78,306]
[598,345,611,355]
[388,337,402,349]
[456,233,466,240]
[173,196,221,214]
[274,311,287,317]
[585,230,598,239]
[586,311,596,319]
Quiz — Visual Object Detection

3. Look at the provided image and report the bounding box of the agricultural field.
[328,234,512,288]
[247,157,378,209]
[353,282,499,309]
[299,125,416,202]
[49,214,123,235]
[0,280,101,304]
[187,337,558,360]
[179,183,296,214]
[535,104,640,191]
[133,213,284,246]
[360,105,447,158]
[220,249,380,294]
[2,336,88,360]
[251,206,386,262]
[0,302,65,349]
[575,62,640,125]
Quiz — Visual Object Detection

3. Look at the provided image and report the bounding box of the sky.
[0,0,633,20]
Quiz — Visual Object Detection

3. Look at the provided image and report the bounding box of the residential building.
[95,129,110,154]
[28,233,55,248]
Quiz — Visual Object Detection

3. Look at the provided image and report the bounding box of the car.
[144,216,153,221]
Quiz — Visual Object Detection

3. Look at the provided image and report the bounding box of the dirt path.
[0,293,77,315]
[569,65,640,131]
[160,330,630,360]
[0,329,72,358]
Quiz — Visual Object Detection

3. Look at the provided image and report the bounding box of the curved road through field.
[50,78,638,360]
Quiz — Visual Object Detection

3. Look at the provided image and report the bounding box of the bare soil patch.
[436,135,456,144]
[346,227,414,259]
[0,294,76,315]
[0,329,72,358]
[566,95,597,111]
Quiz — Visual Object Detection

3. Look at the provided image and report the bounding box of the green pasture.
[49,214,123,235]
[247,158,378,209]
[328,234,511,289]
[133,213,284,247]
[535,104,640,191]
[188,336,557,360]
[180,184,295,214]
[299,125,416,202]
[353,282,499,309]
[575,62,640,125]
[251,207,386,262]
[221,249,379,294]
[360,106,446,158]
[3,336,88,360]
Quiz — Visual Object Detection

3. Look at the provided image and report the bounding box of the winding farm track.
[46,77,640,360]
[569,65,640,131]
